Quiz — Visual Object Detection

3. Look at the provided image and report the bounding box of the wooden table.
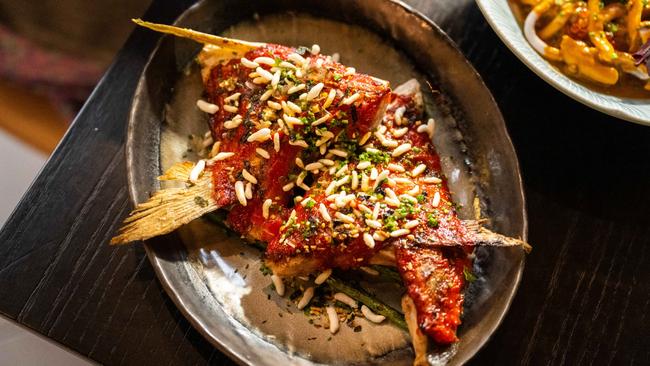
[1,0,648,364]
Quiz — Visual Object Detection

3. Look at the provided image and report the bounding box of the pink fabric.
[0,25,105,119]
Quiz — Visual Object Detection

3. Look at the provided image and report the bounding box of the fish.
[263,79,528,345]
[111,20,391,244]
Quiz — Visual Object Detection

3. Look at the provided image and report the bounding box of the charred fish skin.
[203,43,390,243]
[396,244,468,345]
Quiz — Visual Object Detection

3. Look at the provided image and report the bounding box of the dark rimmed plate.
[126,0,527,364]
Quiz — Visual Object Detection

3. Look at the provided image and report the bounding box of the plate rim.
[125,0,529,364]
[475,0,650,126]
[126,1,269,365]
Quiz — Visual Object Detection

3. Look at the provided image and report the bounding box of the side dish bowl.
[476,0,650,125]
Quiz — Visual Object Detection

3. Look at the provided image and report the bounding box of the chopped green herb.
[383,216,398,232]
[605,22,619,33]
[282,69,299,84]
[427,213,439,228]
[359,150,391,164]
[335,133,360,157]
[301,218,318,239]
[330,118,349,127]
[394,199,419,219]
[463,267,478,282]
[260,262,273,276]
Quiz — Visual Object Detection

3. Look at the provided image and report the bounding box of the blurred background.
[0,1,151,364]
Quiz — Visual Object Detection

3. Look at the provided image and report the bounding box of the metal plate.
[126,0,527,364]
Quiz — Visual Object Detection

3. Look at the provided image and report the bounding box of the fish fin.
[462,220,532,253]
[158,161,195,181]
[132,19,263,50]
[133,19,264,81]
[111,170,218,245]
[134,19,267,81]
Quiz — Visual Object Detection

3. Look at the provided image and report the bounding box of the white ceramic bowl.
[476,0,650,125]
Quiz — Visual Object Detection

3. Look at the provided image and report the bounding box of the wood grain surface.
[0,0,648,365]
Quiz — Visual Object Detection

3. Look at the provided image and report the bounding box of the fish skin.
[202,43,390,243]
[264,79,475,344]
[395,244,469,344]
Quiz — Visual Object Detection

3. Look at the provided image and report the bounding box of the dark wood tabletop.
[1,0,649,365]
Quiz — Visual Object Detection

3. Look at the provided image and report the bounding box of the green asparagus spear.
[325,276,407,330]
[369,265,402,283]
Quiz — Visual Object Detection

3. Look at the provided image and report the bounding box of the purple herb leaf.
[633,39,650,76]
